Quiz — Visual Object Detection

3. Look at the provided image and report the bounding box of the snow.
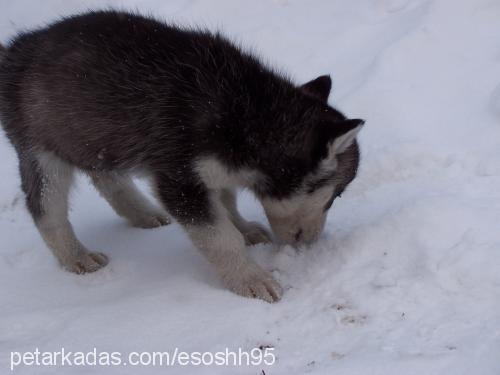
[1,0,500,374]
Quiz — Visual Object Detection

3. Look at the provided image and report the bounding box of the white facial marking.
[261,185,334,245]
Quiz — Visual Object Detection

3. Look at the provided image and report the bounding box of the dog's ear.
[301,75,332,102]
[328,119,364,154]
[310,118,364,164]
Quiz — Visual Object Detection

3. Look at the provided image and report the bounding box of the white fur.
[186,191,281,302]
[261,186,333,244]
[90,172,170,228]
[35,151,108,272]
[331,124,363,154]
[220,189,272,245]
[195,156,341,246]
[320,124,363,172]
[194,157,262,190]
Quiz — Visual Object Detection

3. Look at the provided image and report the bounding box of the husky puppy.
[0,11,363,302]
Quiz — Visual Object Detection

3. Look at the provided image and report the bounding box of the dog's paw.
[129,211,170,229]
[242,222,272,246]
[224,265,282,303]
[64,252,109,274]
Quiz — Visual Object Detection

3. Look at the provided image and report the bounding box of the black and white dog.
[0,11,363,302]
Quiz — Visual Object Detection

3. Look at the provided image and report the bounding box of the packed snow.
[1,0,499,374]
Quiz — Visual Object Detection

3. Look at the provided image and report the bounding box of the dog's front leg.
[187,211,282,302]
[220,188,272,246]
[156,175,282,302]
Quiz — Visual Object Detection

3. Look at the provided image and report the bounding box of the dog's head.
[259,75,363,245]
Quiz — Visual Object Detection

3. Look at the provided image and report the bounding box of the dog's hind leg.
[220,189,272,245]
[89,172,170,228]
[19,150,108,273]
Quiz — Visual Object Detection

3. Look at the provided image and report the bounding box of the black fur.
[301,75,332,102]
[0,10,360,226]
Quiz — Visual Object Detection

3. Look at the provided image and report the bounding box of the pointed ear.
[310,119,364,164]
[329,119,364,154]
[301,75,332,102]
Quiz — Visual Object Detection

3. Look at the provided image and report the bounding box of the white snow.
[1,1,500,374]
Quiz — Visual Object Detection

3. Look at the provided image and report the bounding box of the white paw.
[129,211,170,228]
[64,252,109,274]
[242,222,272,246]
[223,265,282,303]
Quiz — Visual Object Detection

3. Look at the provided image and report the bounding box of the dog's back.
[0,11,284,172]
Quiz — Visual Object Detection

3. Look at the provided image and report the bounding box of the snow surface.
[1,0,500,374]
